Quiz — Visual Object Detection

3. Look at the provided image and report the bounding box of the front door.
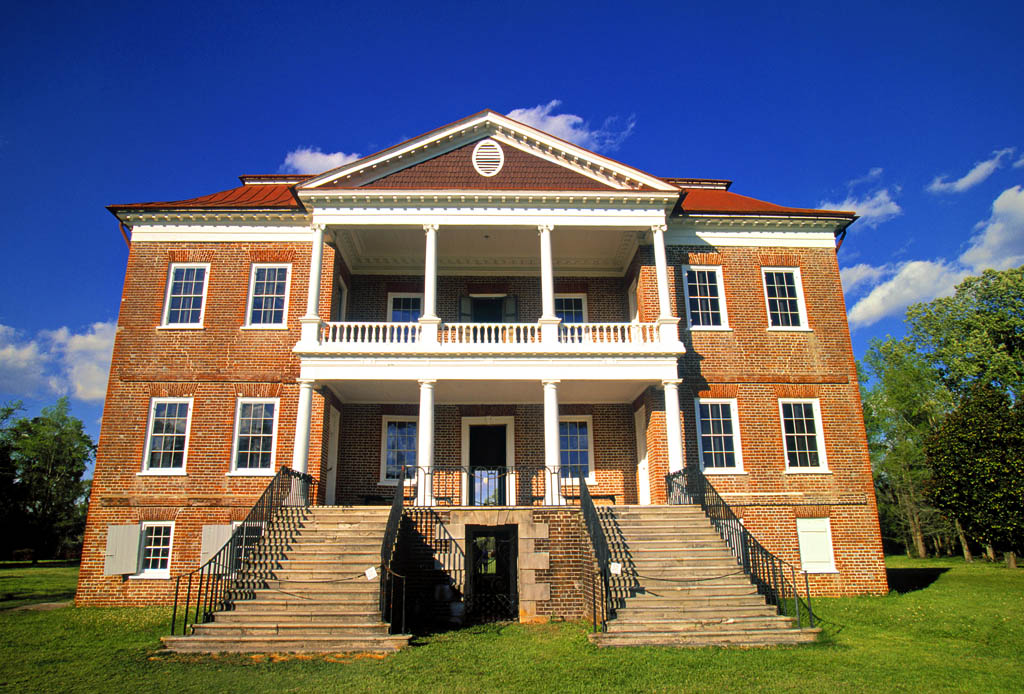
[469,425,506,506]
[466,525,518,623]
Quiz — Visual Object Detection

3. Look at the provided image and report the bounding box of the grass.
[0,564,79,610]
[0,557,1021,693]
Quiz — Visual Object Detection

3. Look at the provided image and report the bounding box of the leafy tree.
[907,266,1024,400]
[861,338,954,557]
[0,398,94,559]
[925,384,1024,567]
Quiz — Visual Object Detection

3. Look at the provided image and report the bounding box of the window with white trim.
[762,267,807,329]
[137,522,173,578]
[694,398,742,473]
[380,416,417,484]
[387,293,423,322]
[554,294,588,324]
[780,399,828,471]
[796,518,837,573]
[246,264,290,327]
[162,263,209,326]
[142,398,192,474]
[231,398,279,473]
[559,415,595,483]
[683,266,728,329]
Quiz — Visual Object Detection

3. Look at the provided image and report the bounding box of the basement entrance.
[466,525,518,623]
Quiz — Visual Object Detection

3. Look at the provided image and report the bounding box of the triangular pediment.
[298,110,678,193]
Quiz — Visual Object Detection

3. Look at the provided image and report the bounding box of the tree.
[0,398,94,559]
[925,384,1024,567]
[907,266,1024,400]
[861,338,955,557]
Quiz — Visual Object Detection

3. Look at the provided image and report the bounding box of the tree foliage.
[0,398,94,559]
[907,266,1024,400]
[860,337,953,557]
[925,384,1024,555]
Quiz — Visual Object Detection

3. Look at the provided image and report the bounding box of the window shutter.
[459,296,473,322]
[796,518,835,572]
[200,525,234,565]
[502,296,518,323]
[103,525,142,575]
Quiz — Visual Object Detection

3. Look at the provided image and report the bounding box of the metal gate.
[466,526,518,623]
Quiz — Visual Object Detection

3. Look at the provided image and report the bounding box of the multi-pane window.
[163,263,209,326]
[683,267,727,328]
[247,264,289,326]
[233,399,278,472]
[559,417,594,481]
[381,417,417,483]
[388,293,423,322]
[695,399,742,472]
[139,523,173,577]
[143,398,192,472]
[763,268,806,328]
[780,399,827,471]
[554,295,587,324]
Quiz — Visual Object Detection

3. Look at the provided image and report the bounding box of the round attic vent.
[472,139,504,177]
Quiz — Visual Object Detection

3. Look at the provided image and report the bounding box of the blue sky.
[2,1,1022,461]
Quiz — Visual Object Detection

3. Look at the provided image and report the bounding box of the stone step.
[614,595,768,611]
[262,580,382,596]
[162,634,410,654]
[233,597,381,611]
[614,582,759,598]
[609,548,737,560]
[192,622,391,637]
[589,628,820,648]
[608,614,789,631]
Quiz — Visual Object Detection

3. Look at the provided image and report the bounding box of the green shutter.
[502,296,518,323]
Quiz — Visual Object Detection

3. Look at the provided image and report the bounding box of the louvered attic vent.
[472,139,504,177]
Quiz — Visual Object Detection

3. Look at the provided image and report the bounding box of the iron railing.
[577,476,613,632]
[169,467,316,635]
[397,464,604,507]
[668,470,815,628]
[379,466,407,634]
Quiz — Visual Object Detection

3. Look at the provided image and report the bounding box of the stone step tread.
[161,635,410,654]
[195,622,390,631]
[589,631,819,648]
[608,614,792,628]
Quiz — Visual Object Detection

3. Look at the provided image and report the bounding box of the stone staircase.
[162,506,410,654]
[589,504,819,648]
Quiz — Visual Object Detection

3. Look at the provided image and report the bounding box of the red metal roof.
[678,188,855,218]
[109,183,303,213]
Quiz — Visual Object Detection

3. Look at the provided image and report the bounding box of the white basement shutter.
[103,525,141,575]
[796,518,836,573]
[200,525,234,565]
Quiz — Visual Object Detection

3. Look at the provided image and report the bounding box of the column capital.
[661,378,682,388]
[650,223,667,234]
[418,379,437,387]
[537,223,554,234]
[541,379,561,387]
[423,223,439,234]
[297,377,316,387]
[312,223,327,233]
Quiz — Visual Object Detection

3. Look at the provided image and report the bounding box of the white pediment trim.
[298,111,679,193]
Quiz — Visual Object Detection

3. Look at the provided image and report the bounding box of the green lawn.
[0,564,79,610]
[0,558,1021,693]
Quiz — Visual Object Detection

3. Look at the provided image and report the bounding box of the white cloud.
[926,148,1015,194]
[0,321,116,403]
[280,147,361,175]
[847,167,884,188]
[1014,154,1024,169]
[820,188,902,228]
[507,100,636,152]
[845,185,1024,328]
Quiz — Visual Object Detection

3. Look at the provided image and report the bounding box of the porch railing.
[667,470,815,628]
[320,321,421,345]
[577,476,613,632]
[559,322,657,344]
[395,464,601,507]
[170,467,316,635]
[444,323,539,344]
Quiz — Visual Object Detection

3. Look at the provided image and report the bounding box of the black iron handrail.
[577,476,613,632]
[169,467,316,636]
[379,465,407,634]
[668,470,815,628]
[396,464,597,507]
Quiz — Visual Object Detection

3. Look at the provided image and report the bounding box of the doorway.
[461,416,515,506]
[466,525,518,623]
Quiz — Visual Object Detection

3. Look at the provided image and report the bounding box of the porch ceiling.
[322,378,654,405]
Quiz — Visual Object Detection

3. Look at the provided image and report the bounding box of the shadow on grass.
[886,567,949,594]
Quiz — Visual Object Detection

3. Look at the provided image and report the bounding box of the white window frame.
[554,293,589,323]
[681,265,730,330]
[779,398,829,473]
[139,397,192,476]
[558,414,596,485]
[796,517,838,573]
[386,292,424,322]
[228,397,280,476]
[133,521,174,579]
[243,263,291,329]
[761,266,810,331]
[694,398,744,474]
[379,415,418,486]
[161,262,210,328]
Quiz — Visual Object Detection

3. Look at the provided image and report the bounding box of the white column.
[300,224,326,346]
[651,223,680,342]
[542,379,563,504]
[292,379,315,474]
[663,379,684,474]
[419,224,440,345]
[416,379,435,506]
[537,224,560,344]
